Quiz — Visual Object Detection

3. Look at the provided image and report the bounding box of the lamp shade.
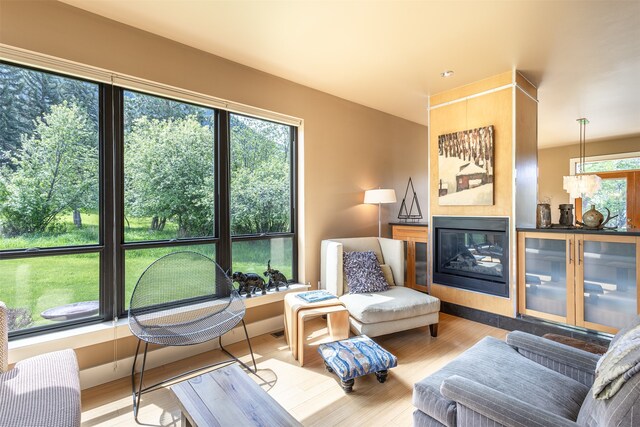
[364,189,397,204]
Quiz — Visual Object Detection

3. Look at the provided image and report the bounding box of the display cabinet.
[518,231,640,333]
[391,223,428,293]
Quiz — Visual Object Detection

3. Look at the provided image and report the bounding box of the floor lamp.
[364,189,397,237]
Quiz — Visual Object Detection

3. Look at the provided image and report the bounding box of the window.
[571,153,640,229]
[229,114,295,278]
[0,61,297,336]
[0,63,101,333]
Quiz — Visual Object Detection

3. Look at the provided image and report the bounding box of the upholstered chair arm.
[320,240,344,297]
[507,331,601,387]
[378,238,404,286]
[441,375,579,427]
[0,301,7,373]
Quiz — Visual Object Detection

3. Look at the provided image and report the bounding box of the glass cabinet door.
[577,236,639,333]
[415,241,428,288]
[518,233,574,324]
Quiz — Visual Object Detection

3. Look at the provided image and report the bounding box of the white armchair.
[321,237,440,337]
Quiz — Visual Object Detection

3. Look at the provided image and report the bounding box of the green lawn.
[0,212,292,331]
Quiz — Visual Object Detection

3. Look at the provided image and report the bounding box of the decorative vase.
[558,204,574,227]
[536,204,551,228]
[582,205,605,228]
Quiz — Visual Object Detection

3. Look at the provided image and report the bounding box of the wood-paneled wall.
[428,71,537,317]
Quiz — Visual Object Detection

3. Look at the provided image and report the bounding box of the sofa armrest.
[0,349,81,426]
[441,375,579,427]
[507,331,600,386]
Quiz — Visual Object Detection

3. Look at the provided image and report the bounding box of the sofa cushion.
[343,251,389,294]
[340,286,439,323]
[412,336,589,427]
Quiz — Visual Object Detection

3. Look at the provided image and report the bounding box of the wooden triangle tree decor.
[397,177,423,222]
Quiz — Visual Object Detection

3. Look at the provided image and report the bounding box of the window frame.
[0,63,107,337]
[227,113,298,281]
[0,60,299,337]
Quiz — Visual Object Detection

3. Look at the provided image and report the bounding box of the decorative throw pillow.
[343,251,389,294]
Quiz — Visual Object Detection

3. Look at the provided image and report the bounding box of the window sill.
[8,283,308,364]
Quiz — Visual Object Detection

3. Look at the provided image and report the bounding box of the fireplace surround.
[433,216,509,297]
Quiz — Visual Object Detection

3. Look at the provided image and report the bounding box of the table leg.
[327,310,349,341]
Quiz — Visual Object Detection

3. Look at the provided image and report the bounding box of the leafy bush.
[7,307,33,331]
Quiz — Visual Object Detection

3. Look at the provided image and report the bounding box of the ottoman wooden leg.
[324,361,334,373]
[375,370,389,383]
[340,378,355,393]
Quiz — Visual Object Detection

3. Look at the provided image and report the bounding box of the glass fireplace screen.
[433,217,509,297]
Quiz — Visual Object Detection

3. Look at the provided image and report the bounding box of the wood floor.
[81,314,507,426]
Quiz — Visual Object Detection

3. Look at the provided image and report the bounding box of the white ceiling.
[59,0,640,148]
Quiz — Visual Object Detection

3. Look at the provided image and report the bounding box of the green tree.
[125,116,215,237]
[0,102,98,235]
[0,65,30,165]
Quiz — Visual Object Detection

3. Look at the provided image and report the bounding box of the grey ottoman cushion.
[412,336,589,427]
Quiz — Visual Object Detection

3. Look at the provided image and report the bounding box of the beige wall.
[538,135,640,223]
[0,1,427,370]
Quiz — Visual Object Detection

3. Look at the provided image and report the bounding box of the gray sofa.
[413,321,640,426]
[0,302,81,427]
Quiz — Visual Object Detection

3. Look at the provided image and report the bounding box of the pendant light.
[562,118,601,200]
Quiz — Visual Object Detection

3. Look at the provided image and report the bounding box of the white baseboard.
[79,315,284,390]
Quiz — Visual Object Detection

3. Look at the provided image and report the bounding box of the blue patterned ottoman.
[317,335,397,392]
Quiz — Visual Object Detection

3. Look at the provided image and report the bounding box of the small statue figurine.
[264,260,289,291]
[231,272,266,297]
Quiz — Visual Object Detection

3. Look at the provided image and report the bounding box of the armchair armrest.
[441,375,578,427]
[0,301,7,373]
[321,240,344,297]
[507,331,601,386]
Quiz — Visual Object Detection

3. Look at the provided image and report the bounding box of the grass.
[0,212,293,330]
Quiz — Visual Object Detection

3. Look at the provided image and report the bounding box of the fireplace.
[433,217,509,297]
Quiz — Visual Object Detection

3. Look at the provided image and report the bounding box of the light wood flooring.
[81,314,507,426]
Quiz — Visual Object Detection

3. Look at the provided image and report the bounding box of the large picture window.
[0,61,297,336]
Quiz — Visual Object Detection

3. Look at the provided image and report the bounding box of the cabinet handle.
[568,240,572,264]
[578,240,581,265]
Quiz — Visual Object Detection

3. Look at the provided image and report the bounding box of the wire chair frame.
[128,251,257,421]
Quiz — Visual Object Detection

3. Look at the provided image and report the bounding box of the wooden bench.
[171,364,301,427]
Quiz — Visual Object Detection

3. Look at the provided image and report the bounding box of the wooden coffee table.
[171,364,301,427]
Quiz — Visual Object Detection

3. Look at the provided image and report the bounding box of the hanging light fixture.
[562,118,601,200]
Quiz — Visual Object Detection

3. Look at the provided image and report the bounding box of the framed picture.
[437,125,494,206]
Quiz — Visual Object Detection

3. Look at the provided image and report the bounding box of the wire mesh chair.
[128,251,256,420]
